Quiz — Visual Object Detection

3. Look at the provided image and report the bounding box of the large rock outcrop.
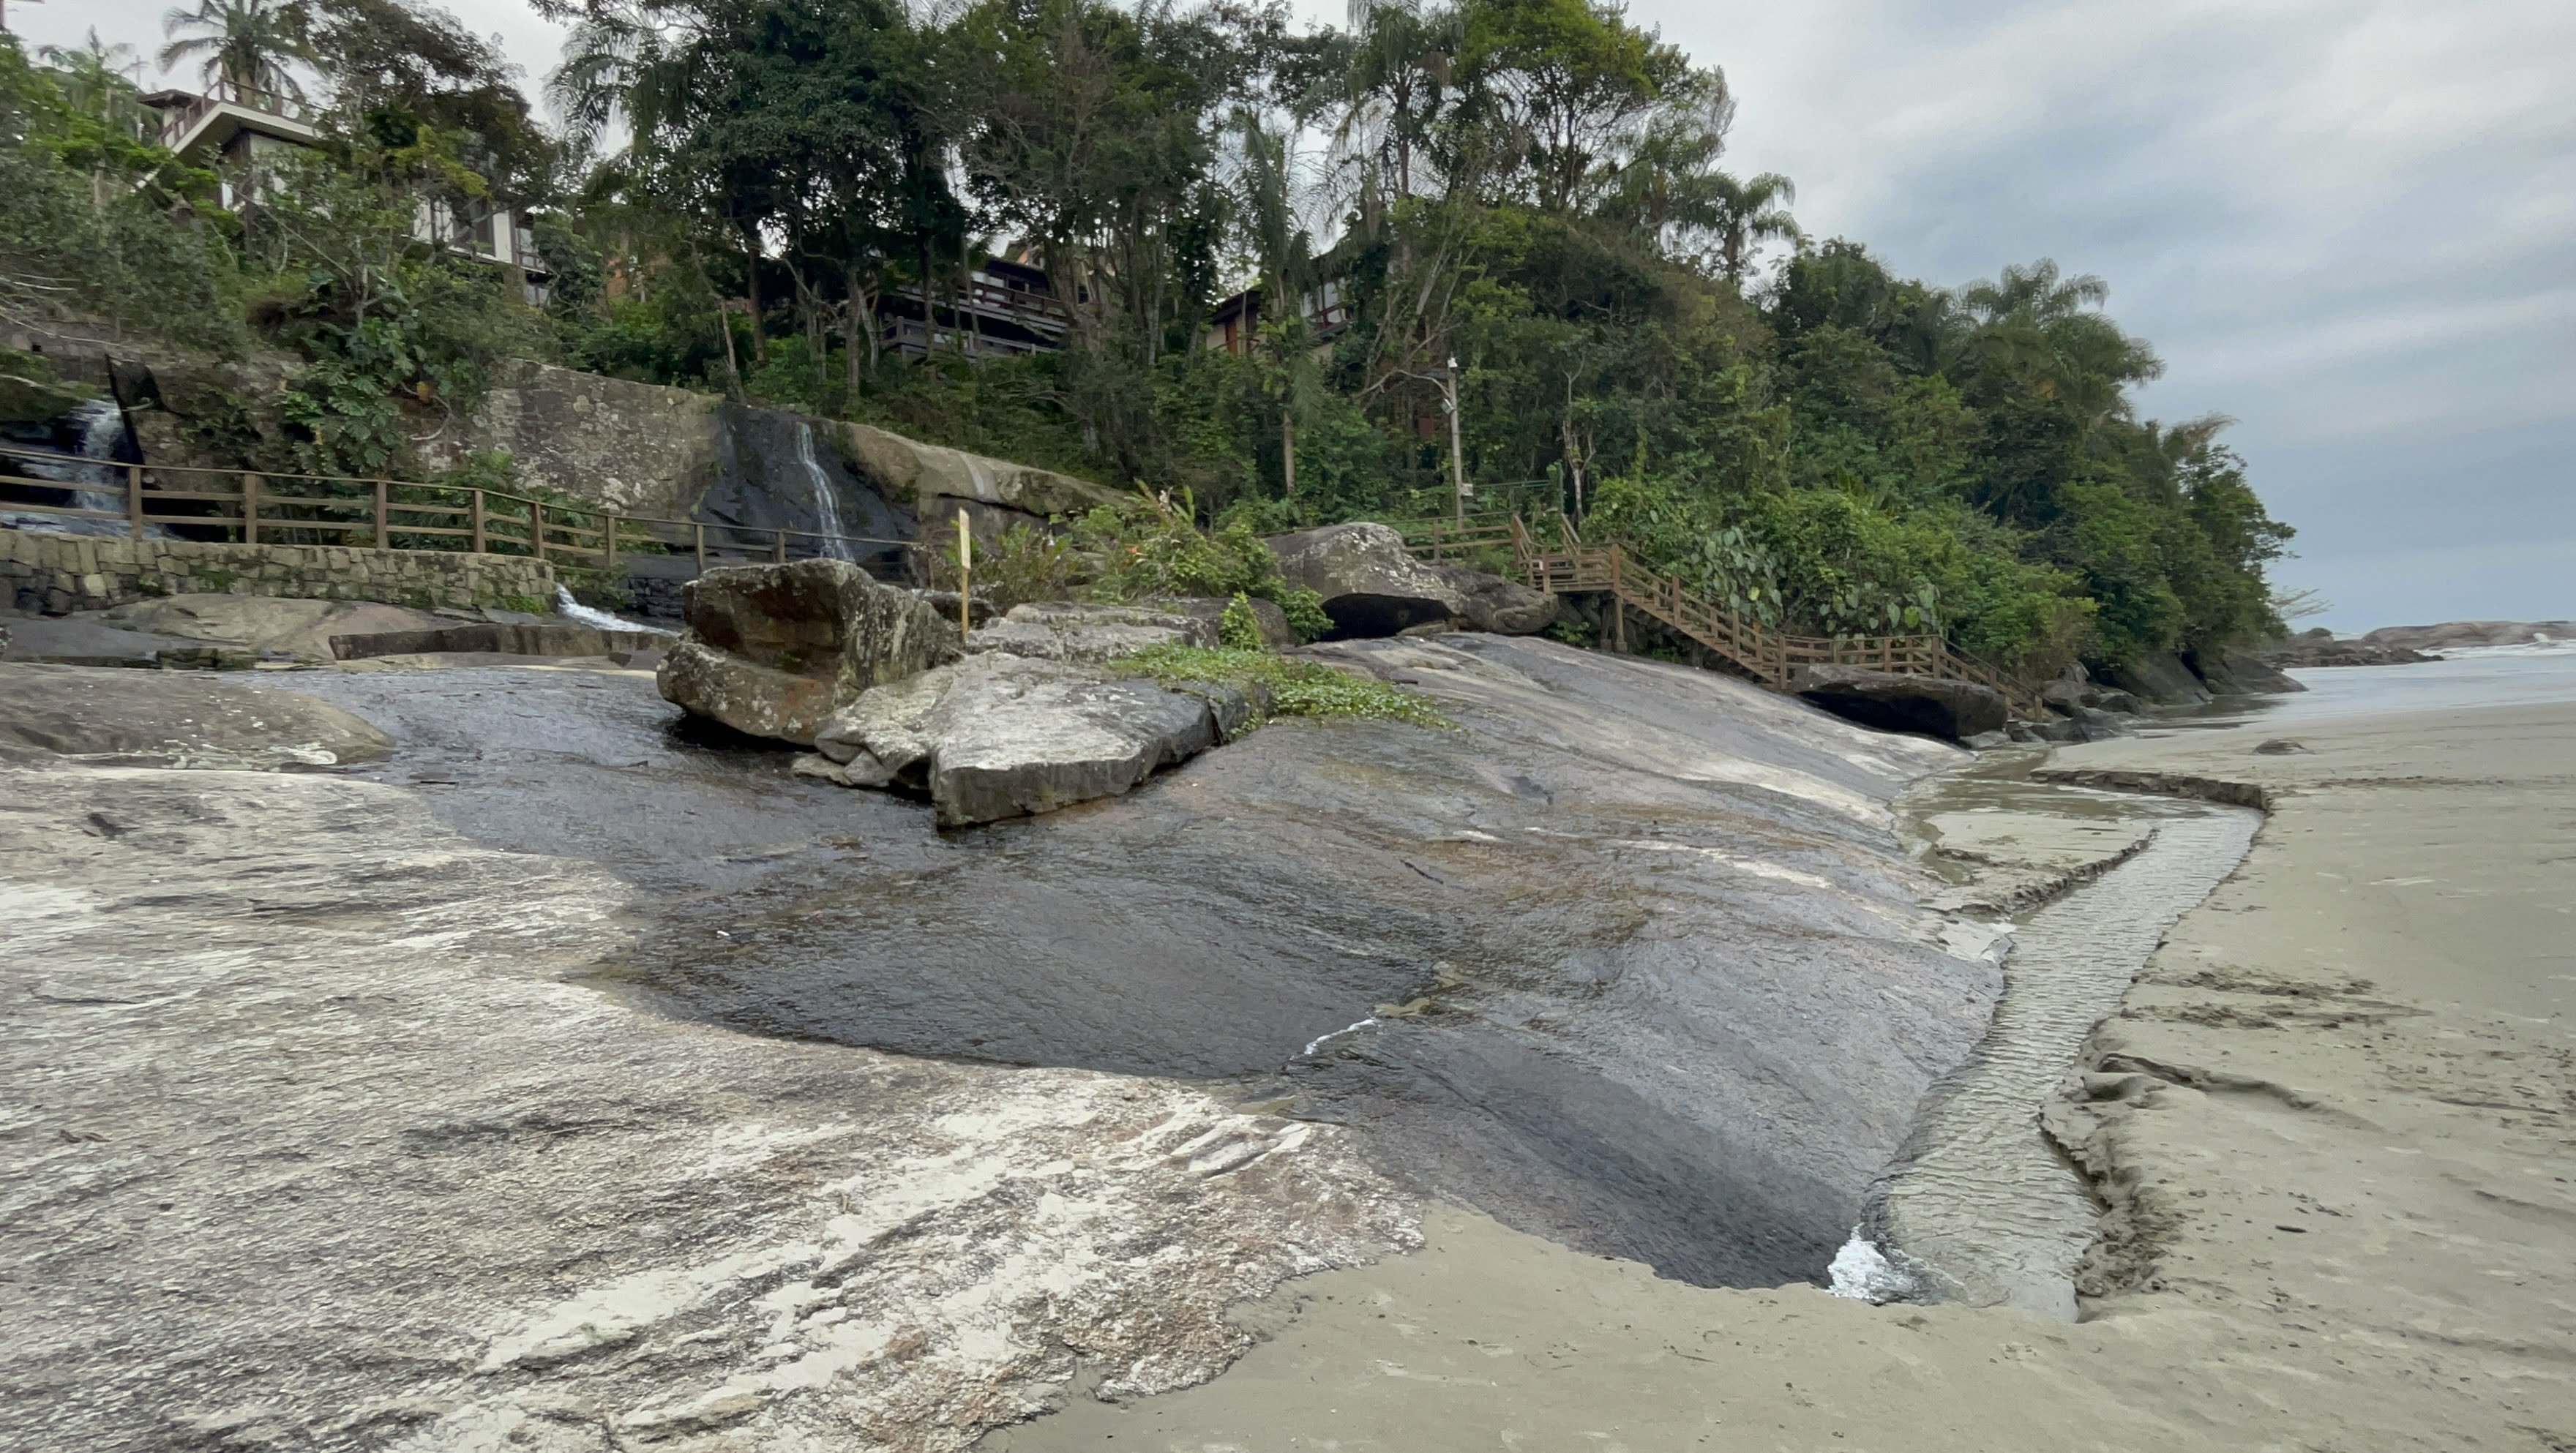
[810,653,1220,826]
[2103,650,2212,706]
[1427,563,1558,635]
[2259,628,2431,667]
[1789,664,2004,743]
[2193,646,2306,695]
[2359,619,2574,652]
[656,558,951,745]
[1265,523,1468,638]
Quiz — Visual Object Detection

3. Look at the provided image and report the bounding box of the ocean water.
[2181,642,2576,729]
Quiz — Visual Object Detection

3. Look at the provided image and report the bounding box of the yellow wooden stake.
[956,508,973,634]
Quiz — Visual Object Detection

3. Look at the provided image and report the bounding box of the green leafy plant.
[1113,645,1454,730]
[1218,591,1265,649]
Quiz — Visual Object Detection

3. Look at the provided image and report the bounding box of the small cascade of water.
[555,585,675,635]
[4,397,160,538]
[791,423,857,563]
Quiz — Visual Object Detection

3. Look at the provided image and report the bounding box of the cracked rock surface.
[0,761,1412,1453]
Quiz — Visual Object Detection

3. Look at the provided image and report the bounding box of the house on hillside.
[1203,276,1354,357]
[873,256,1071,361]
[137,80,554,307]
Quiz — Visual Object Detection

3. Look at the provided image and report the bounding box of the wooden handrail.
[1388,504,2046,718]
[0,441,909,579]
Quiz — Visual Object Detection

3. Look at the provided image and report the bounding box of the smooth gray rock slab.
[1427,564,1557,635]
[1265,522,1467,639]
[95,595,454,662]
[656,557,951,745]
[1789,664,2005,743]
[815,654,1220,825]
[0,661,391,767]
[0,614,256,669]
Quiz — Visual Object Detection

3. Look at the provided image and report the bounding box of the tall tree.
[159,0,315,100]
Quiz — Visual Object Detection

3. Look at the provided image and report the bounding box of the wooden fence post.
[531,498,545,563]
[242,472,260,544]
[374,478,389,549]
[470,489,486,555]
[773,529,787,564]
[126,464,143,538]
[694,522,706,574]
[604,512,620,574]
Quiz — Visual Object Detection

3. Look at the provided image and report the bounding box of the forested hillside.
[0,0,2291,675]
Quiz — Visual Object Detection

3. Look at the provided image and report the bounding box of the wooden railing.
[1408,509,2046,720]
[0,444,907,578]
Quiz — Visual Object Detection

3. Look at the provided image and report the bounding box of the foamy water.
[556,586,674,635]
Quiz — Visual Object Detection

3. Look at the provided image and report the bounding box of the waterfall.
[791,423,857,562]
[3,398,161,538]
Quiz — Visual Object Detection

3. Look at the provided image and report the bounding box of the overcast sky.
[18,0,2571,628]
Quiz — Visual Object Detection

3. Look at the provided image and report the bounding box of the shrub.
[1218,592,1265,649]
[1112,645,1454,730]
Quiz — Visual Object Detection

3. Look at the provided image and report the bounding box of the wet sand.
[983,698,2576,1452]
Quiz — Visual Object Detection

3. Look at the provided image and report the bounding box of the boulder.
[2102,650,2211,706]
[812,654,1218,827]
[656,558,951,746]
[0,662,390,768]
[1265,523,1467,639]
[1427,564,1558,635]
[963,601,1218,664]
[2193,646,2306,696]
[1144,596,1298,648]
[1789,664,2007,743]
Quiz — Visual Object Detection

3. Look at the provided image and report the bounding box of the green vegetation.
[0,0,2292,676]
[1113,644,1455,730]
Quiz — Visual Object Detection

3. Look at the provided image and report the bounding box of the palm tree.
[40,30,146,127]
[1706,170,1798,287]
[1235,108,1318,500]
[160,0,314,105]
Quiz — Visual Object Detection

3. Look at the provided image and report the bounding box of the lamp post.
[1442,355,1469,527]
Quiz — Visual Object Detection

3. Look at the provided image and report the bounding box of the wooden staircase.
[1400,512,2045,721]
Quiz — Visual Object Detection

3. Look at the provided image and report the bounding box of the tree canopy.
[0,0,2292,674]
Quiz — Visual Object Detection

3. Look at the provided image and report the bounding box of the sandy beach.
[984,694,2576,1452]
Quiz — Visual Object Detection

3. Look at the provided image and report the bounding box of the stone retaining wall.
[2,530,555,615]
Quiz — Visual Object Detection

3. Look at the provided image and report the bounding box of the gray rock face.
[1265,523,1468,638]
[1427,564,1559,635]
[2103,650,2212,705]
[963,601,1218,664]
[1789,664,2005,743]
[815,654,1221,826]
[656,558,951,745]
[0,662,390,767]
[2193,646,2307,695]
